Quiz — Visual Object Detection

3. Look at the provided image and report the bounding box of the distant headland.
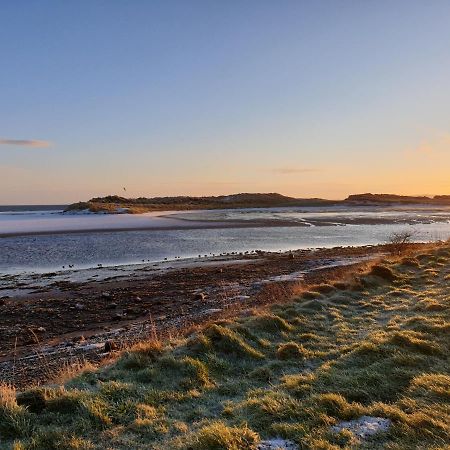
[65,192,450,214]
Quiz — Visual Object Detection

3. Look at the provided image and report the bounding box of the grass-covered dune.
[65,193,337,214]
[1,246,450,449]
[66,192,450,214]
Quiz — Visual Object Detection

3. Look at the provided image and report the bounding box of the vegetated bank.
[65,193,338,214]
[1,245,449,449]
[65,192,450,214]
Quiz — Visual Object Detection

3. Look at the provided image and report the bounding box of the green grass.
[1,246,450,449]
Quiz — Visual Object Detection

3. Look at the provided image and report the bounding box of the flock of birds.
[59,250,269,271]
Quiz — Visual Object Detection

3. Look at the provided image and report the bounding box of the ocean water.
[1,205,450,274]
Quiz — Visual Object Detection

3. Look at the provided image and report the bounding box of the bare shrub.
[386,231,414,255]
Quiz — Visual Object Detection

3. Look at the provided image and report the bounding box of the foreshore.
[0,242,435,389]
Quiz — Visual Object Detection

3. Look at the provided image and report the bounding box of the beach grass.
[1,246,449,449]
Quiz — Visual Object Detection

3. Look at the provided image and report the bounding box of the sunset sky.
[1,1,450,204]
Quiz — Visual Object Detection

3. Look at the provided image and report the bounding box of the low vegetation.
[65,193,337,214]
[66,192,450,214]
[1,246,450,449]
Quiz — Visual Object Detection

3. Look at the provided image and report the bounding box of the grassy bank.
[1,246,449,449]
[65,193,337,214]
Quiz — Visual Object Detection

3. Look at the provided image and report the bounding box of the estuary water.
[1,205,450,274]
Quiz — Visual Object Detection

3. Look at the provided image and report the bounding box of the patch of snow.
[331,416,391,439]
[258,438,298,450]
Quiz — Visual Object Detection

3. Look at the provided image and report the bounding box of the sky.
[1,1,450,204]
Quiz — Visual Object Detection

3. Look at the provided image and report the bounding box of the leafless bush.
[386,231,414,255]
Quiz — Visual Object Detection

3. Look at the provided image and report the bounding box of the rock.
[330,416,391,440]
[288,252,295,259]
[104,340,118,352]
[36,327,46,333]
[194,292,207,301]
[0,299,6,306]
[135,296,142,301]
[112,313,123,321]
[101,291,112,299]
[106,302,118,309]
[75,303,85,310]
[258,438,298,449]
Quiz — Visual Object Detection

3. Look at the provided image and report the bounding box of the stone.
[104,340,118,352]
[330,416,391,440]
[101,291,112,299]
[194,292,206,301]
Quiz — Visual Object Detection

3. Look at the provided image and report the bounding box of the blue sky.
[1,1,450,203]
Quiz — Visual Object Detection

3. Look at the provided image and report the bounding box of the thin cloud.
[0,139,51,148]
[271,167,320,175]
